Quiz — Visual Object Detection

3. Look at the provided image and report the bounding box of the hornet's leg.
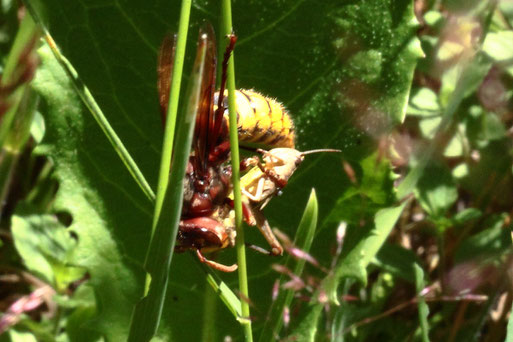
[195,249,238,272]
[226,198,256,226]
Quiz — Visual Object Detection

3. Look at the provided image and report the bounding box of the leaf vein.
[237,0,308,46]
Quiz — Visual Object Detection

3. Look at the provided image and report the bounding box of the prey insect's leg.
[254,177,266,199]
[241,177,266,202]
[250,207,283,256]
[254,159,288,189]
[253,149,290,189]
[240,156,259,171]
[195,249,238,272]
[226,198,256,226]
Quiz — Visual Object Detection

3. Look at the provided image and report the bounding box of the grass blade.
[414,263,430,342]
[152,0,192,225]
[127,17,203,342]
[204,269,242,318]
[258,189,319,342]
[220,1,253,340]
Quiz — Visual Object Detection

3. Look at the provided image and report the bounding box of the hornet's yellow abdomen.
[215,89,295,148]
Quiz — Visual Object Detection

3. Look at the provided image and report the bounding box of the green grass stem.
[127,1,193,340]
[152,0,192,229]
[220,1,253,341]
[414,264,430,342]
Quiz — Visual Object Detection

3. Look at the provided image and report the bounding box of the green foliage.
[414,264,430,342]
[374,244,423,283]
[30,45,147,341]
[129,10,205,338]
[17,0,420,340]
[12,210,85,292]
[414,161,458,222]
[1,0,512,341]
[259,190,319,342]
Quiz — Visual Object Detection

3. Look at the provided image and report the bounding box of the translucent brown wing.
[193,23,217,175]
[157,34,176,125]
[210,33,237,155]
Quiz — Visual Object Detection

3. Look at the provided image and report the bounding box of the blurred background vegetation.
[0,0,513,341]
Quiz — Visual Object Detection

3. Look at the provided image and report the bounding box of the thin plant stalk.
[220,0,253,341]
[151,0,192,229]
[127,3,198,338]
[204,271,242,318]
[201,283,218,342]
[127,1,193,340]
[142,0,192,296]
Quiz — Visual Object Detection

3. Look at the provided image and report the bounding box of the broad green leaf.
[454,213,510,262]
[440,53,492,109]
[414,161,457,221]
[286,305,323,342]
[29,0,420,340]
[453,207,481,224]
[32,45,148,341]
[325,152,396,226]
[424,11,444,27]
[419,116,442,138]
[461,140,513,208]
[407,87,440,117]
[374,244,422,283]
[5,330,37,342]
[443,127,465,157]
[452,163,469,179]
[66,284,102,342]
[11,211,85,292]
[480,112,507,141]
[483,31,513,60]
[482,31,513,77]
[30,111,45,144]
[499,2,513,27]
[464,106,505,146]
